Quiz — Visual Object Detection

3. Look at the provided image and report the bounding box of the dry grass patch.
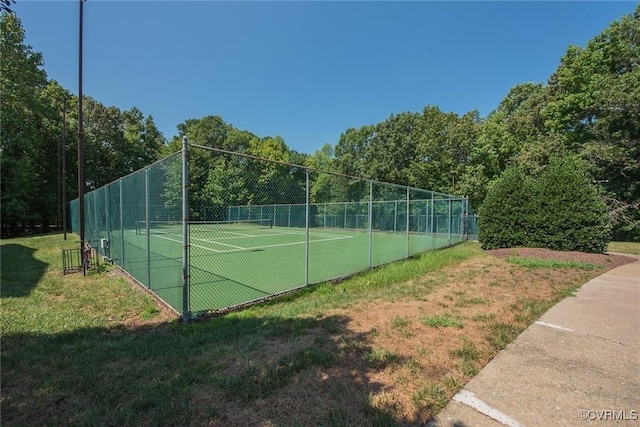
[201,250,623,425]
[300,254,614,424]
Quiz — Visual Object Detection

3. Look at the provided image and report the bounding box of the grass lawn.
[0,233,623,426]
[608,241,640,255]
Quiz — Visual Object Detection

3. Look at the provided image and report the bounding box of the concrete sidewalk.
[430,255,640,427]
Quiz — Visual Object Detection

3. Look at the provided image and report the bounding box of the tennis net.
[136,218,273,236]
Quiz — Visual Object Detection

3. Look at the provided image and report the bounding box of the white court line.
[453,390,523,427]
[214,235,353,254]
[190,233,255,240]
[153,234,222,253]
[188,235,245,249]
[534,321,575,332]
[258,228,355,239]
[206,230,253,237]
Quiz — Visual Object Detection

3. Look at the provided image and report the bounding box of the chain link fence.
[71,153,184,312]
[70,141,478,321]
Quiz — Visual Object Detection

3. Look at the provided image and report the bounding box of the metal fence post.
[394,200,398,233]
[406,187,410,258]
[465,196,469,241]
[448,197,452,245]
[368,181,373,267]
[344,203,347,229]
[321,203,325,228]
[93,194,98,243]
[460,199,463,240]
[305,168,310,286]
[431,193,435,250]
[104,186,110,256]
[119,179,125,266]
[424,200,428,235]
[145,168,151,289]
[182,136,190,323]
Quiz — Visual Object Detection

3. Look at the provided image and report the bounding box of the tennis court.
[124,219,450,313]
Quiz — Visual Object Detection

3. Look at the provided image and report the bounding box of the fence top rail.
[190,143,457,199]
[227,197,469,210]
[80,151,182,195]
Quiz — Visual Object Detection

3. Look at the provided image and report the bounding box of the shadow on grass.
[2,313,414,426]
[0,244,48,298]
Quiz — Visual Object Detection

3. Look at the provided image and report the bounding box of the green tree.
[82,99,165,189]
[409,106,480,194]
[306,143,338,203]
[543,6,640,239]
[248,135,305,205]
[305,143,334,171]
[332,107,480,198]
[334,125,375,178]
[34,81,75,229]
[0,13,51,232]
[364,112,421,185]
[458,83,547,208]
[123,107,164,172]
[167,117,306,218]
[164,116,236,215]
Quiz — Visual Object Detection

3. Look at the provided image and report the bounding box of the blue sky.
[14,1,636,154]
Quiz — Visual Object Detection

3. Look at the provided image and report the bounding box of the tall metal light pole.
[77,0,85,249]
[62,95,69,240]
[57,109,62,231]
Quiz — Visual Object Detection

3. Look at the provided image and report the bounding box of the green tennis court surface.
[119,223,457,313]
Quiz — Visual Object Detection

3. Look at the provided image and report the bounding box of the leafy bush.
[479,155,611,253]
[478,166,532,249]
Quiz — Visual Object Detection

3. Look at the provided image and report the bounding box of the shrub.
[478,166,532,249]
[527,156,610,252]
[479,155,611,253]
